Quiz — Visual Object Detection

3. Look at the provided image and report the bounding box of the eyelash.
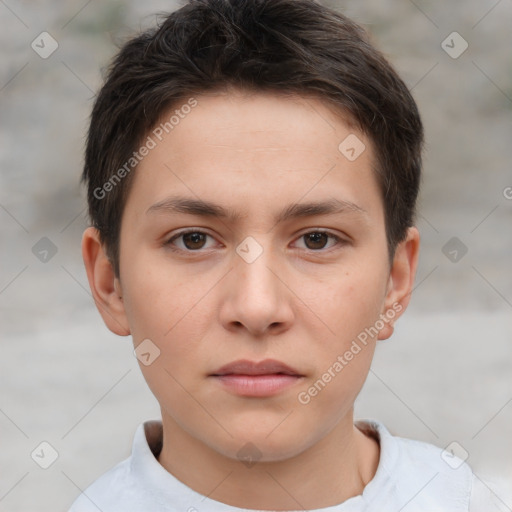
[163,229,346,254]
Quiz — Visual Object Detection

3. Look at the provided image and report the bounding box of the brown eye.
[303,232,329,250]
[182,232,207,250]
[165,230,214,252]
[294,229,348,254]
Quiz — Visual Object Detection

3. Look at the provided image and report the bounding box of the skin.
[82,89,419,509]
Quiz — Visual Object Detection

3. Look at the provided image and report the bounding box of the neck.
[157,410,380,509]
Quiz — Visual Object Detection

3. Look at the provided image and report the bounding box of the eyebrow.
[146,195,367,223]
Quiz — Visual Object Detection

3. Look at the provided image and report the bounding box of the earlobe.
[378,226,420,340]
[81,227,131,336]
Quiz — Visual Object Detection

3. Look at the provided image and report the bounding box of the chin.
[209,423,314,464]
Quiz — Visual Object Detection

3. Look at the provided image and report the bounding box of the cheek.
[122,256,214,378]
[124,267,210,412]
[307,267,387,340]
[296,278,380,419]
[296,344,375,439]
[121,250,196,338]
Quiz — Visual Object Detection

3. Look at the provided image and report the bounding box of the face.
[83,90,419,462]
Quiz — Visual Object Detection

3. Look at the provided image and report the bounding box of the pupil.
[181,232,328,251]
[306,232,327,250]
[184,232,205,249]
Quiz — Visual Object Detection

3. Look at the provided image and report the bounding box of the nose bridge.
[222,234,292,334]
[234,234,281,300]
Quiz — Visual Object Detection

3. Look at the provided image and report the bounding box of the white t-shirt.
[68,419,502,512]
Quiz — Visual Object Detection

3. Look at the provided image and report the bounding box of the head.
[82,0,422,462]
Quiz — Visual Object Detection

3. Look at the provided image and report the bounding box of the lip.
[211,358,302,377]
[210,359,304,397]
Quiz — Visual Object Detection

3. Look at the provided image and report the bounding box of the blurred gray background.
[1,1,511,511]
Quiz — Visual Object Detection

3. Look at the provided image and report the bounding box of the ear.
[81,227,131,336]
[378,226,420,340]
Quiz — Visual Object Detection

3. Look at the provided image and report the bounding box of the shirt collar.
[129,418,397,511]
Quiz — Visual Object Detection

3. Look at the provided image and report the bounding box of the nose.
[219,239,294,337]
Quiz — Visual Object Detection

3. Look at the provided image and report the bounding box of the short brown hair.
[83,0,424,277]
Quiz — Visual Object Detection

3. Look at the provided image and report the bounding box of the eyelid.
[292,229,346,252]
[163,228,347,253]
[164,228,219,252]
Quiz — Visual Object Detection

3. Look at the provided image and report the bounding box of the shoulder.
[358,421,473,511]
[469,474,510,512]
[360,421,507,512]
[395,434,473,510]
[67,456,145,512]
[67,421,164,512]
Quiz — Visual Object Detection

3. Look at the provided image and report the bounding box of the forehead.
[159,90,360,156]
[125,90,383,223]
